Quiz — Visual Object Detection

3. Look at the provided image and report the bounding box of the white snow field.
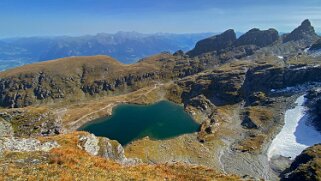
[268,95,321,160]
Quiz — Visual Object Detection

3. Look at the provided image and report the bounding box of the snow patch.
[267,95,321,160]
[270,82,321,94]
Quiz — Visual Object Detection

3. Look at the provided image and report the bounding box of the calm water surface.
[79,101,199,145]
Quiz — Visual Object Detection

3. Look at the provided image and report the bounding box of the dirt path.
[65,83,164,130]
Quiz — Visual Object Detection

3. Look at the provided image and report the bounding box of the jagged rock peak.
[301,19,311,26]
[187,29,236,57]
[235,28,279,47]
[283,19,319,43]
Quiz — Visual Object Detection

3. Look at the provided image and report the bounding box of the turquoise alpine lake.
[79,100,200,145]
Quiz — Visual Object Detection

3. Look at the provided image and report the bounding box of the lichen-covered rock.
[0,137,59,154]
[78,134,141,165]
[78,134,100,156]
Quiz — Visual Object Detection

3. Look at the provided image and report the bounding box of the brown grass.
[0,131,241,180]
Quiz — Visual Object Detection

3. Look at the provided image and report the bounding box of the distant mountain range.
[0,32,214,70]
[0,30,315,71]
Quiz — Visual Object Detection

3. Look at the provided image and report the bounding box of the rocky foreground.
[0,19,321,180]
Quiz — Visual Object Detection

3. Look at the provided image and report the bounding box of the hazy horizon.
[0,0,320,38]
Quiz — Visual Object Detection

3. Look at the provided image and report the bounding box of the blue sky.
[0,0,321,38]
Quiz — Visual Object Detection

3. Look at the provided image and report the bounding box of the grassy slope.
[0,132,241,181]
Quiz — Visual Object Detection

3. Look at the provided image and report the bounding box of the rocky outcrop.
[78,134,141,165]
[0,71,159,108]
[304,89,321,132]
[235,28,279,47]
[187,95,215,113]
[243,64,321,95]
[283,19,319,44]
[310,39,321,51]
[217,45,259,62]
[0,56,162,108]
[281,144,321,181]
[178,65,247,106]
[187,29,237,57]
[241,112,258,129]
[0,137,59,154]
[187,28,279,58]
[0,109,62,137]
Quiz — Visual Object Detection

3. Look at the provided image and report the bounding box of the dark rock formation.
[247,92,273,106]
[281,144,321,181]
[235,28,279,47]
[217,45,259,62]
[283,19,319,44]
[309,39,321,51]
[177,65,247,106]
[304,89,321,132]
[243,64,321,95]
[187,94,215,113]
[187,29,237,57]
[173,50,185,56]
[241,112,258,129]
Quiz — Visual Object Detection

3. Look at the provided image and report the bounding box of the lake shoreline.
[79,100,200,145]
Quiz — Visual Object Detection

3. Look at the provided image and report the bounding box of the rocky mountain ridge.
[187,19,319,58]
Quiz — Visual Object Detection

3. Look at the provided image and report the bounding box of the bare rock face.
[78,134,141,165]
[309,39,321,51]
[235,28,279,47]
[283,19,319,44]
[187,29,237,57]
[187,94,215,113]
[78,134,100,156]
[0,137,59,154]
[304,89,321,132]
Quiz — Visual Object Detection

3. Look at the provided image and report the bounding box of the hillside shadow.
[294,114,321,146]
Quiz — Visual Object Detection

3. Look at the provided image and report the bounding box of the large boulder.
[78,134,141,165]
